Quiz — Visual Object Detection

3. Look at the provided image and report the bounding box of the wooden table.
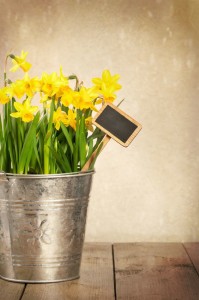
[1,243,199,299]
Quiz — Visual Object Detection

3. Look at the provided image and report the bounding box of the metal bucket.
[0,170,94,283]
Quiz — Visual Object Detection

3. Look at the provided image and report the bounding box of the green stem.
[44,98,54,174]
[4,55,9,87]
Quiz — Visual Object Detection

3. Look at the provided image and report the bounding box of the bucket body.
[0,171,94,283]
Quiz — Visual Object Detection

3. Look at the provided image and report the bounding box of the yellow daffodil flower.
[72,87,98,111]
[55,67,70,99]
[53,107,77,131]
[85,116,94,132]
[92,70,121,102]
[92,69,121,91]
[10,50,32,73]
[0,87,10,104]
[41,72,63,98]
[10,99,38,122]
[11,74,41,99]
[59,66,69,86]
[53,107,68,130]
[22,73,41,97]
[100,84,117,103]
[10,81,26,99]
[40,94,50,103]
[60,87,74,107]
[66,109,76,130]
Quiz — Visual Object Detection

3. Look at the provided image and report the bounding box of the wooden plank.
[21,243,115,300]
[0,278,25,300]
[184,243,199,274]
[114,243,199,300]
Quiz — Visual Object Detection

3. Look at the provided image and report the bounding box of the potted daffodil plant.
[0,51,122,283]
[0,50,121,174]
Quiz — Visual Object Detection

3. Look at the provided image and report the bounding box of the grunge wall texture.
[0,0,199,242]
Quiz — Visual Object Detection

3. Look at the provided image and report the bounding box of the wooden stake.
[82,135,111,171]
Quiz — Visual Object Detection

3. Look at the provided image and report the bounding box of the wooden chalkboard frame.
[92,102,142,147]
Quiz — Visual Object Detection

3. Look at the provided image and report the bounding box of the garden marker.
[82,102,142,171]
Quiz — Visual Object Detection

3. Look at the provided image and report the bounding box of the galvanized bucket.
[0,170,94,283]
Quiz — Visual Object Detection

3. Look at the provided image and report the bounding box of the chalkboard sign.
[93,102,142,147]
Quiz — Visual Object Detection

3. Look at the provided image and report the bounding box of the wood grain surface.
[0,279,25,300]
[184,243,199,275]
[1,243,199,300]
[114,243,199,300]
[21,243,114,300]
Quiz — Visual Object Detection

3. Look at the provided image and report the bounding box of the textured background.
[0,0,199,242]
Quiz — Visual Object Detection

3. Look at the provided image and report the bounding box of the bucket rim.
[1,169,95,179]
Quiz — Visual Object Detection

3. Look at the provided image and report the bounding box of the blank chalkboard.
[93,102,142,147]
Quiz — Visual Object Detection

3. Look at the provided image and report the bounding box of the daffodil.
[10,99,38,122]
[22,73,41,97]
[66,109,76,130]
[72,87,97,111]
[55,67,70,99]
[10,74,41,99]
[92,69,121,91]
[60,87,74,107]
[53,107,68,130]
[10,81,26,99]
[92,70,121,102]
[85,116,94,132]
[53,107,76,131]
[100,84,117,103]
[0,87,11,104]
[59,66,69,86]
[10,50,32,73]
[41,72,63,98]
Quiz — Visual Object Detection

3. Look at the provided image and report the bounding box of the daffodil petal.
[14,102,24,111]
[10,112,22,118]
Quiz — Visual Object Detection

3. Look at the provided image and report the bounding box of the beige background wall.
[0,0,199,242]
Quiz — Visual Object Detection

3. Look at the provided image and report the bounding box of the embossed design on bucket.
[13,216,52,247]
[0,171,94,283]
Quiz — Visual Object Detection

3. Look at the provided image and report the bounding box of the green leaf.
[38,131,44,172]
[17,112,40,174]
[44,130,52,143]
[33,135,42,173]
[50,145,71,173]
[58,144,72,172]
[87,139,93,159]
[44,99,54,174]
[87,127,105,142]
[7,132,16,173]
[79,115,87,168]
[73,111,80,172]
[89,142,104,170]
[60,123,73,153]
[24,146,33,174]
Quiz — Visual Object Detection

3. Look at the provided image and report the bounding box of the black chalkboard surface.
[93,102,142,147]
